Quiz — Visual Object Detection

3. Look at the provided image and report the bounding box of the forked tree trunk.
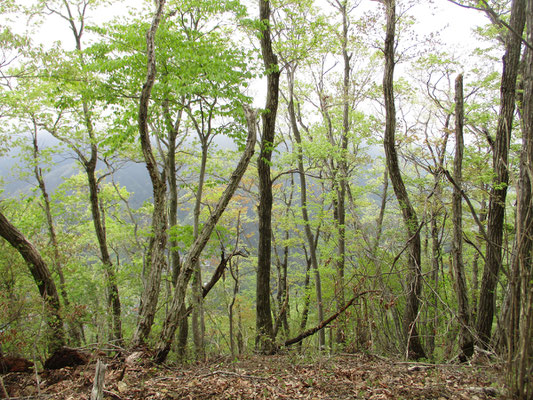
[256,0,280,354]
[476,0,526,348]
[382,0,425,360]
[132,0,168,347]
[154,105,257,363]
[46,0,123,343]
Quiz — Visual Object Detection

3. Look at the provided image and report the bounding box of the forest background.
[0,0,531,398]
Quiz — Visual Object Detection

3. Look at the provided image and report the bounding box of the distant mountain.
[0,136,152,208]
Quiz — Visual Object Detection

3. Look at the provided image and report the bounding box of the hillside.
[2,352,506,400]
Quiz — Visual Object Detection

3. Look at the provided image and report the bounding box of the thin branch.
[446,0,533,50]
[441,168,489,243]
[284,290,378,347]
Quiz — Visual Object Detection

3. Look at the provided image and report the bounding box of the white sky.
[5,0,489,51]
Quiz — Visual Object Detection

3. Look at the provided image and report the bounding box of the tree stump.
[90,360,106,400]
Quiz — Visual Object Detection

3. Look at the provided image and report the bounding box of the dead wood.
[90,360,106,400]
[44,347,88,370]
[284,291,377,347]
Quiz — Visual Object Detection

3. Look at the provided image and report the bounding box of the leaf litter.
[1,352,507,399]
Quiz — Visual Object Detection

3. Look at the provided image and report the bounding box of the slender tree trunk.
[452,74,474,361]
[333,0,351,345]
[132,0,168,347]
[428,181,444,358]
[273,178,292,338]
[229,260,240,357]
[508,2,533,396]
[298,255,312,352]
[162,98,186,356]
[472,192,487,318]
[0,211,66,353]
[163,102,183,287]
[371,169,388,257]
[154,105,257,363]
[256,0,280,354]
[192,143,208,360]
[287,66,326,349]
[476,0,526,348]
[86,159,122,343]
[48,0,123,343]
[30,122,83,346]
[382,0,425,360]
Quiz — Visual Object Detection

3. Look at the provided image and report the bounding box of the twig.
[446,0,533,50]
[103,389,122,399]
[196,370,269,380]
[0,376,9,398]
[441,169,489,244]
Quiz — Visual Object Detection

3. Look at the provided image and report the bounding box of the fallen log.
[0,356,33,374]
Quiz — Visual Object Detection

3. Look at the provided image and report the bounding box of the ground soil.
[1,352,508,399]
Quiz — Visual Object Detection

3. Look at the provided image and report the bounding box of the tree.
[452,73,474,361]
[131,0,168,347]
[0,210,65,353]
[287,64,326,349]
[154,105,257,363]
[381,0,425,360]
[256,0,280,354]
[26,0,124,343]
[476,0,526,348]
[507,0,533,396]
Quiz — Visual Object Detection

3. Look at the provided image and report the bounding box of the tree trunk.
[0,211,65,353]
[153,105,257,363]
[298,254,312,352]
[162,101,183,287]
[31,122,83,346]
[192,143,208,360]
[382,0,425,360]
[256,0,280,355]
[452,74,474,361]
[287,66,326,350]
[86,161,122,343]
[334,0,351,346]
[132,0,168,347]
[476,0,526,348]
[273,181,292,339]
[508,2,533,396]
[47,0,123,343]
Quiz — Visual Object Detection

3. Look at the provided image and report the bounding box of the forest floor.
[1,351,508,400]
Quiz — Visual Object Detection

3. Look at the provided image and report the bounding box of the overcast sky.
[5,0,489,52]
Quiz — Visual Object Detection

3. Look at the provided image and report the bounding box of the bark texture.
[334,0,350,345]
[132,0,168,347]
[0,211,65,353]
[287,66,325,349]
[476,0,526,348]
[509,1,533,396]
[452,74,473,361]
[256,0,280,354]
[31,123,83,345]
[154,105,257,363]
[382,0,425,360]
